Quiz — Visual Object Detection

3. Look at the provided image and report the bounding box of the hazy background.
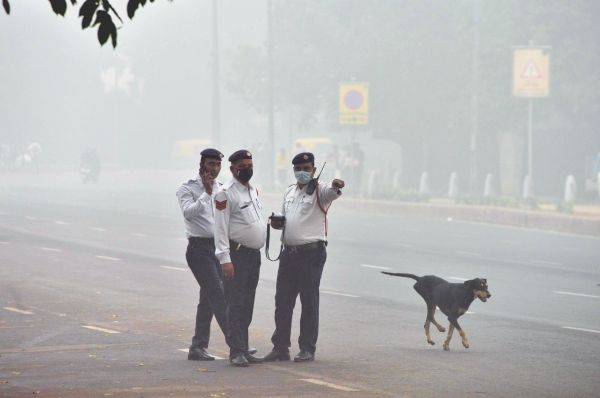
[1,0,599,198]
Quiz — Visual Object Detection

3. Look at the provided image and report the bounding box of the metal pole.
[211,0,221,148]
[267,0,275,185]
[527,98,533,196]
[469,0,480,196]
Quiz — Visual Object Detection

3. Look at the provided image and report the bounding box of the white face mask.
[294,170,313,184]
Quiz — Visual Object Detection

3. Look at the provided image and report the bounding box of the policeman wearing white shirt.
[214,149,266,367]
[264,152,345,363]
[176,148,242,361]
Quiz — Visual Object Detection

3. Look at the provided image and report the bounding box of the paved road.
[1,174,599,397]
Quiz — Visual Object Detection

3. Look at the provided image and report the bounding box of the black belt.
[284,241,326,254]
[230,240,259,254]
[188,237,215,247]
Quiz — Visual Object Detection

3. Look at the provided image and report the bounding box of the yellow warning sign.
[513,48,550,97]
[339,83,369,125]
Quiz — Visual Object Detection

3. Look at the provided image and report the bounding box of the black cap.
[292,152,314,165]
[200,148,224,160]
[228,149,253,162]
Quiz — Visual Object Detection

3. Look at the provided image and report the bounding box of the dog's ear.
[463,280,472,286]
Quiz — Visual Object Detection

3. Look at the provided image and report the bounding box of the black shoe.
[187,347,215,361]
[229,353,249,367]
[244,352,264,364]
[263,348,291,362]
[248,347,257,355]
[293,350,314,362]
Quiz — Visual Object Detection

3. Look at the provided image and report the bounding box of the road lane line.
[131,233,148,238]
[91,227,107,232]
[321,290,360,298]
[160,266,186,272]
[447,276,467,281]
[25,216,37,220]
[54,220,69,225]
[40,247,62,252]
[300,378,359,392]
[0,241,9,245]
[360,264,391,271]
[177,348,224,359]
[554,291,599,299]
[95,255,121,261]
[456,251,481,257]
[82,325,120,334]
[3,307,34,315]
[562,327,600,334]
[530,259,562,266]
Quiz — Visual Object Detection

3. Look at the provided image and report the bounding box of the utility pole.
[267,0,275,184]
[469,0,480,196]
[211,0,221,147]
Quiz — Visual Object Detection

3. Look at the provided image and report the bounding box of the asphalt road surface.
[1,172,599,397]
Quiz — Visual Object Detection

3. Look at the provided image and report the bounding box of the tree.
[2,0,168,48]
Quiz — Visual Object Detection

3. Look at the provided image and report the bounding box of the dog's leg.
[430,306,446,333]
[452,319,469,349]
[424,305,435,345]
[443,324,454,351]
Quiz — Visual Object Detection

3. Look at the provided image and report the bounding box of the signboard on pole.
[513,48,550,97]
[339,82,369,125]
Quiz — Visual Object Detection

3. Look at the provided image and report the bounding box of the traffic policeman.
[264,152,345,362]
[176,148,242,361]
[214,149,267,367]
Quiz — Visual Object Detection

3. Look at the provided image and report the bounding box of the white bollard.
[448,172,459,199]
[522,174,533,199]
[564,175,576,204]
[419,172,430,197]
[483,173,494,198]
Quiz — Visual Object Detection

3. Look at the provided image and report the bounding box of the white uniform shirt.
[214,178,267,264]
[176,176,221,238]
[281,181,341,245]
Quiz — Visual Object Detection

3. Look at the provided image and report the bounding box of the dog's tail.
[381,271,420,280]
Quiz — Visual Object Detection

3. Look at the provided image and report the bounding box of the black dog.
[382,272,491,351]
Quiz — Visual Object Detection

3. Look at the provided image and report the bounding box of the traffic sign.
[339,82,369,125]
[513,48,550,97]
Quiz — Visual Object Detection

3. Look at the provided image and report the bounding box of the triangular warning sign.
[522,60,542,79]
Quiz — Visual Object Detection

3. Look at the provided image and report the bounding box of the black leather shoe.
[248,347,257,355]
[187,347,215,361]
[229,353,249,367]
[244,352,264,364]
[293,350,314,362]
[263,349,291,362]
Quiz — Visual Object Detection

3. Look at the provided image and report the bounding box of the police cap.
[200,148,224,160]
[292,152,314,165]
[228,149,253,162]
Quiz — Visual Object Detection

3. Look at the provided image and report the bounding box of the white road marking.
[82,325,120,334]
[456,251,481,257]
[177,348,224,360]
[396,243,414,249]
[300,378,359,392]
[95,255,121,261]
[3,307,34,315]
[360,264,391,271]
[447,276,467,281]
[466,311,475,314]
[91,227,107,232]
[554,291,599,299]
[0,241,9,245]
[54,220,69,225]
[321,290,360,298]
[25,216,37,220]
[562,326,600,334]
[40,247,62,252]
[160,266,186,272]
[530,259,562,266]
[131,233,148,238]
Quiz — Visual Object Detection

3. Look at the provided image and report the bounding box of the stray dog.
[381,272,491,350]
